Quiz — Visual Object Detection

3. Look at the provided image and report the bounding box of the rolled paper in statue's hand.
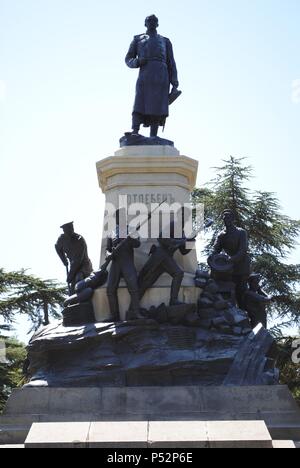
[169,87,182,105]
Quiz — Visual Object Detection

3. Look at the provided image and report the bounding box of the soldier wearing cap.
[212,210,251,308]
[55,222,93,294]
[126,14,180,137]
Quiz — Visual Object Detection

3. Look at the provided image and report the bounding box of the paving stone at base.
[272,440,296,449]
[206,421,273,448]
[25,422,90,449]
[24,420,273,449]
[148,421,208,448]
[88,422,148,448]
[0,445,24,449]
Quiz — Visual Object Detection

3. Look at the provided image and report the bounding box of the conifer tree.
[192,156,300,332]
[0,269,66,330]
[0,336,27,412]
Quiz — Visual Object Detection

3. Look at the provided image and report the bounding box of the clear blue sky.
[1,0,299,342]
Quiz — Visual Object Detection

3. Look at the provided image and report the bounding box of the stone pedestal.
[2,386,300,444]
[94,145,200,321]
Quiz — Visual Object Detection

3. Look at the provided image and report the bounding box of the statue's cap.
[145,14,159,23]
[60,222,74,229]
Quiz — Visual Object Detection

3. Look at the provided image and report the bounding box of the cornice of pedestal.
[96,146,199,193]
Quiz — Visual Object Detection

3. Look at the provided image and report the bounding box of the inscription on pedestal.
[126,193,176,205]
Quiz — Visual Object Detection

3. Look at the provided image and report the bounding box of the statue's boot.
[126,291,143,320]
[107,294,120,322]
[169,273,185,306]
[150,124,159,137]
[132,113,141,135]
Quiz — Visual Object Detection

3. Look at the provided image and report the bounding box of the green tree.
[276,337,300,405]
[0,270,67,411]
[0,336,27,412]
[0,269,67,331]
[193,156,300,332]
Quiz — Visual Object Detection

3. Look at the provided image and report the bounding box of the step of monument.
[0,426,29,445]
[268,424,300,441]
[272,440,296,449]
[2,414,300,444]
[0,445,24,449]
[24,421,274,449]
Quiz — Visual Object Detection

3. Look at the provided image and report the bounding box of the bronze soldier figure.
[106,227,141,321]
[213,210,251,309]
[55,222,93,294]
[245,273,272,329]
[138,222,195,306]
[126,14,180,137]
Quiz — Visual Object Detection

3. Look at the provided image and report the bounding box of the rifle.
[65,264,72,296]
[74,201,165,294]
[138,219,214,296]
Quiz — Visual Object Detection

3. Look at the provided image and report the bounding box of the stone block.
[0,445,24,449]
[148,421,208,448]
[25,422,90,448]
[62,302,95,327]
[88,421,148,448]
[272,440,296,449]
[93,279,200,322]
[206,421,272,448]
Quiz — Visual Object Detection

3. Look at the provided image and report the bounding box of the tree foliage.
[277,337,300,405]
[0,269,67,331]
[193,156,300,331]
[0,336,27,412]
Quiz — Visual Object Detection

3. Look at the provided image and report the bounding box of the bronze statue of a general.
[126,14,180,137]
[55,222,93,295]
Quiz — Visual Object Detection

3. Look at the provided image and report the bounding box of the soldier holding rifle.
[106,226,141,321]
[138,221,196,306]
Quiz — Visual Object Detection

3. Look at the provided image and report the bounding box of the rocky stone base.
[25,319,278,388]
[195,271,252,335]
